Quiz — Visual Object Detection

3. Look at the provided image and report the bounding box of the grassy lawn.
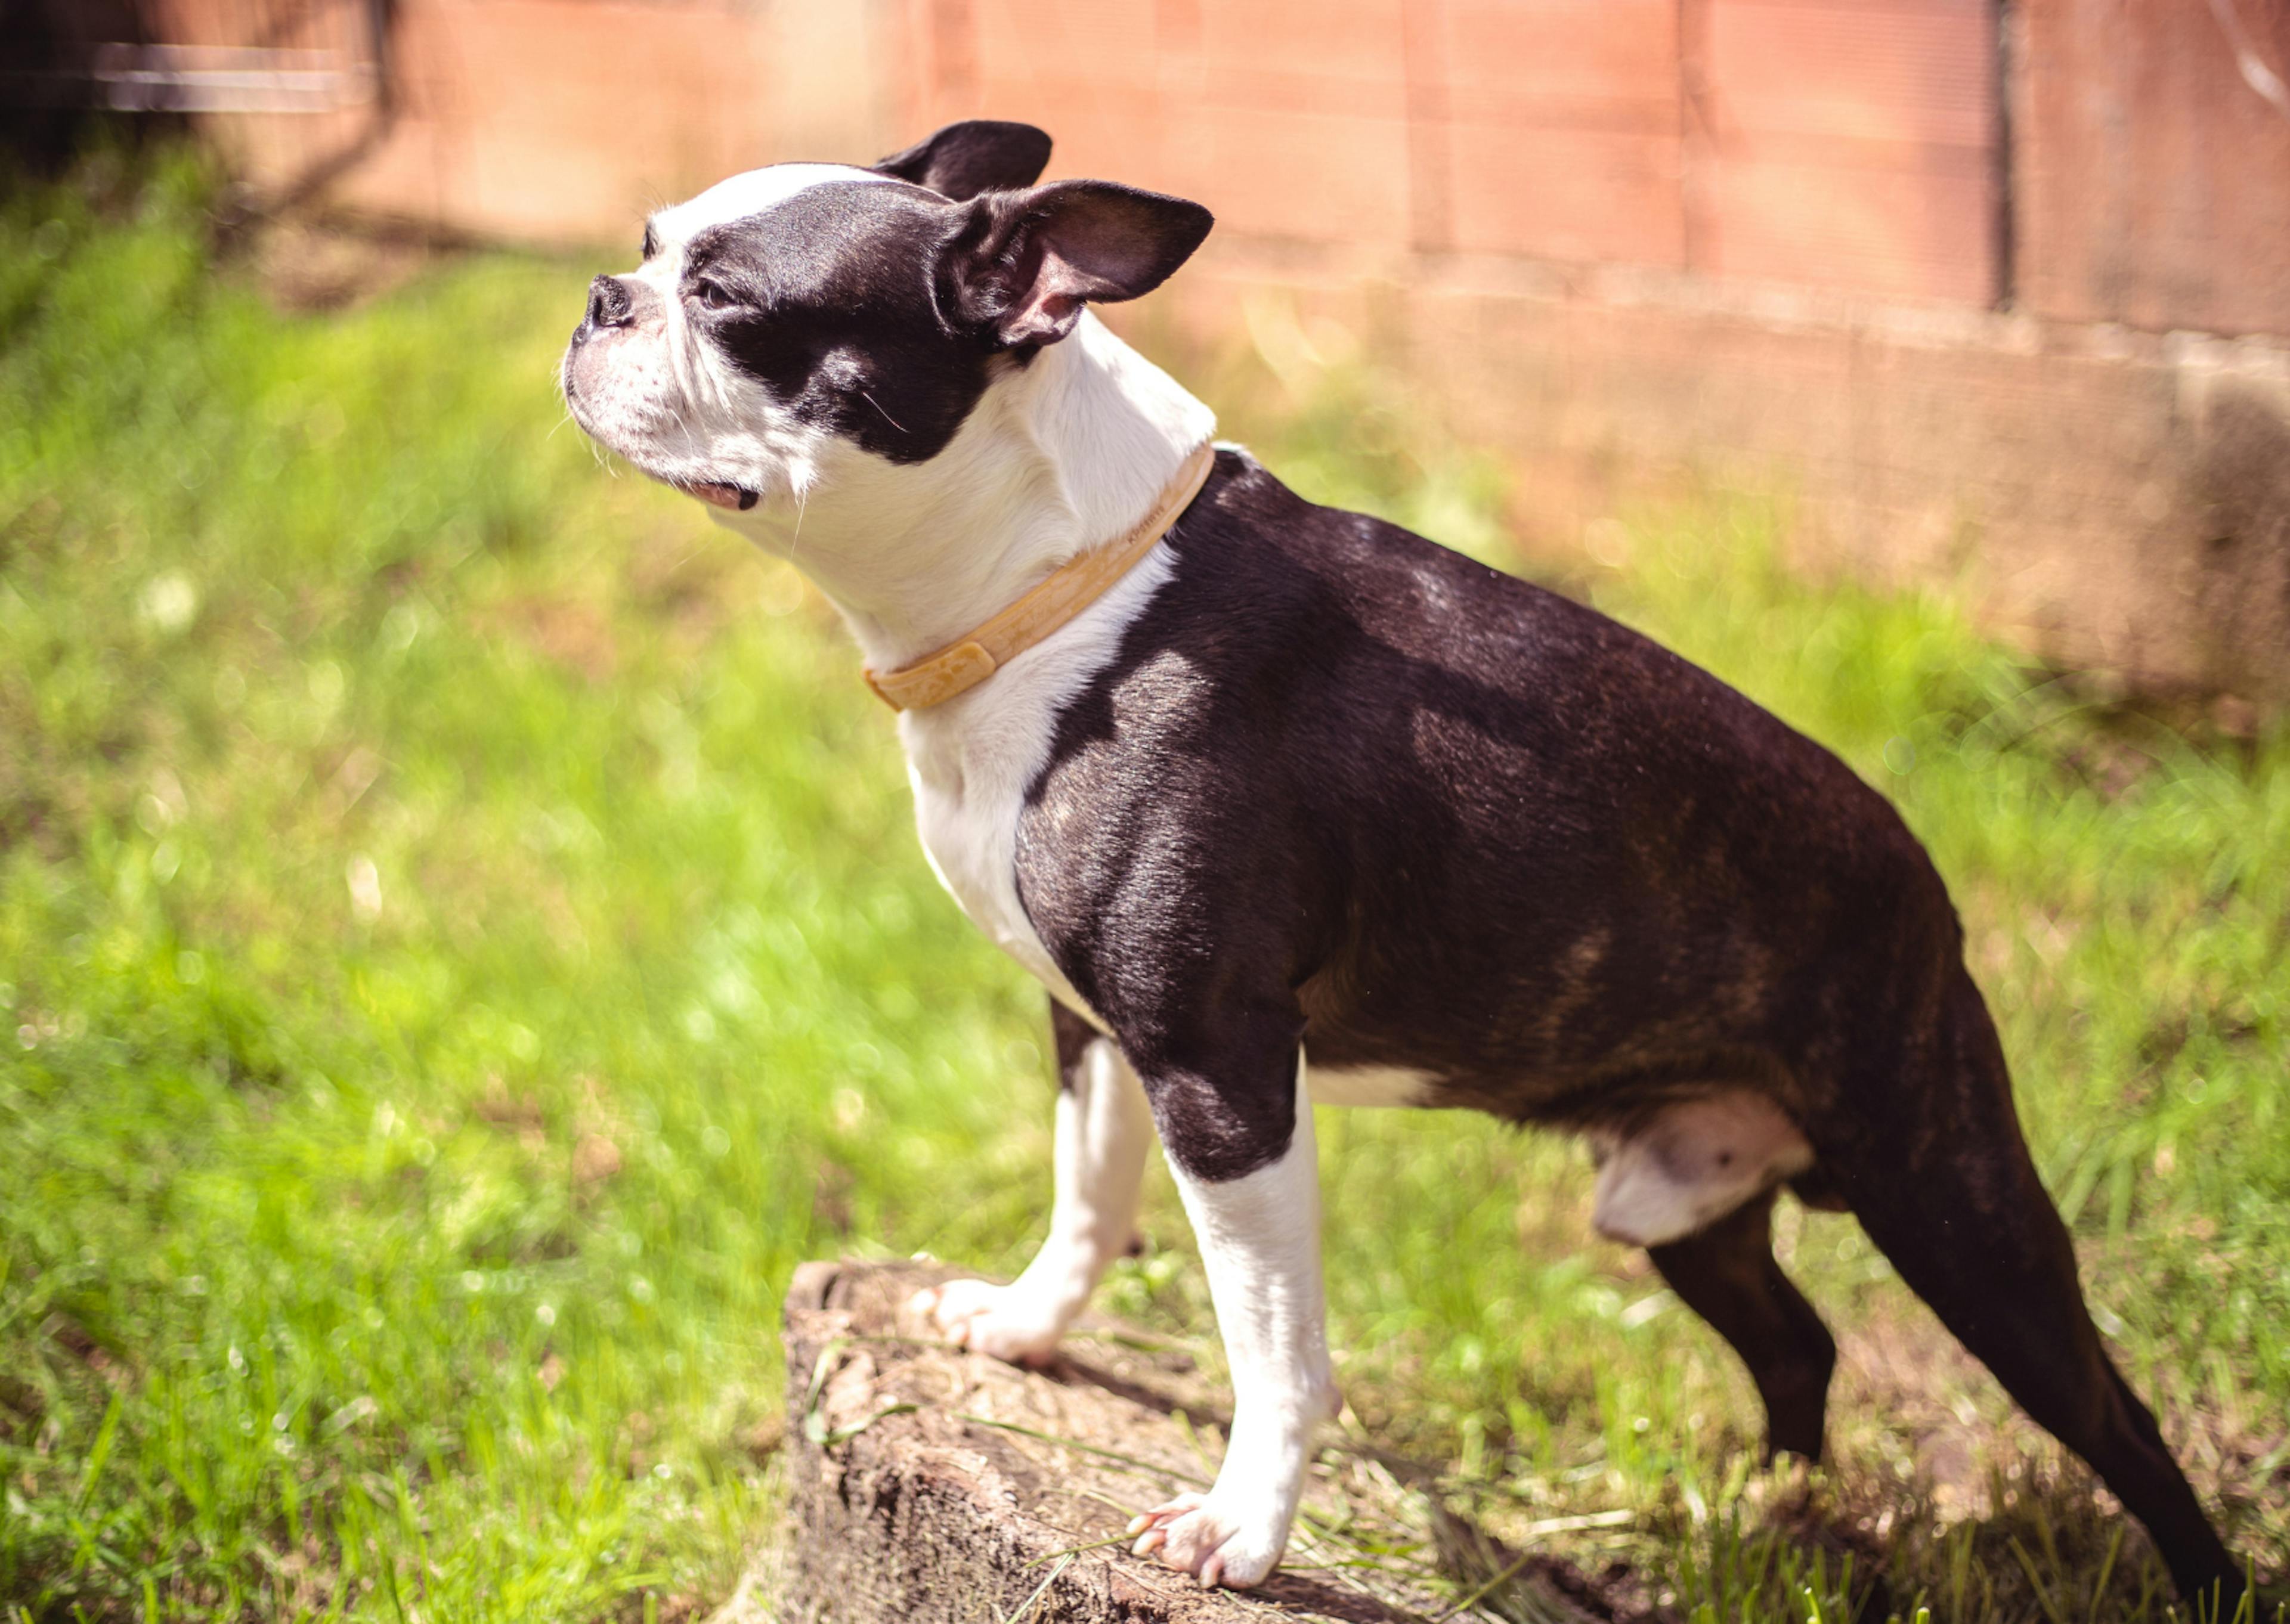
[2,151,2285,1622]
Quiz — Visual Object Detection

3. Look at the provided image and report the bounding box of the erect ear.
[941,179,1214,349]
[873,120,1053,200]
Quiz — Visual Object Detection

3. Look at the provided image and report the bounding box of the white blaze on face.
[645,163,896,254]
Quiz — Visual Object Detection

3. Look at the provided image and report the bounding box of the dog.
[562,120,2244,1604]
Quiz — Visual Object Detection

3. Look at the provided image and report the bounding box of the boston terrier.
[562,120,2244,1604]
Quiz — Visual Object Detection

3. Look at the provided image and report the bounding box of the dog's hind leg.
[911,999,1154,1363]
[1833,969,2242,1608]
[1647,1188,1836,1462]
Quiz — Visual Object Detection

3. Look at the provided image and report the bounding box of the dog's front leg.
[1130,1052,1335,1588]
[912,1002,1153,1362]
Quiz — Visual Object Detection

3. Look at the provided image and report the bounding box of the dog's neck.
[722,313,1216,675]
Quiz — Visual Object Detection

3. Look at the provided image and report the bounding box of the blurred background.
[1,2,2285,1621]
[13,0,2290,697]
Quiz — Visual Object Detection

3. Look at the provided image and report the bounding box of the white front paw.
[1127,1489,1291,1589]
[906,1278,1067,1365]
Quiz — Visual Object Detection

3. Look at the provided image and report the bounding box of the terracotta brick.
[1703,0,1995,150]
[2019,0,2290,335]
[181,0,902,243]
[1439,0,1678,133]
[887,0,977,125]
[1701,154,1995,304]
[972,0,1165,94]
[1196,60,1412,119]
[968,80,1192,194]
[1193,1,1410,121]
[1446,126,1684,267]
[1691,0,1999,302]
[1190,104,1414,246]
[1197,0,1409,93]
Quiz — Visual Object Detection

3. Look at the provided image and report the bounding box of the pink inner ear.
[1022,286,1082,325]
[968,180,1206,348]
[998,281,1083,346]
[999,252,1102,345]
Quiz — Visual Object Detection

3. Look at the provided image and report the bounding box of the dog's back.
[1021,449,1955,1136]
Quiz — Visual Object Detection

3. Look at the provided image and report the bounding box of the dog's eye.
[693,278,739,312]
[640,224,657,261]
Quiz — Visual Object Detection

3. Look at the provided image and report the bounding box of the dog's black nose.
[587,275,634,330]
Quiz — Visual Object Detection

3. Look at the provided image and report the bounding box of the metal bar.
[0,42,377,114]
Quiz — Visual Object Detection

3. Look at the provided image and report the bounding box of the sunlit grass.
[2,151,2283,1620]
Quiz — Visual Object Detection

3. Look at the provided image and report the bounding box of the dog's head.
[561,121,1212,513]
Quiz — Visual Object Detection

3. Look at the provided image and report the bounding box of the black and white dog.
[563,122,2242,1603]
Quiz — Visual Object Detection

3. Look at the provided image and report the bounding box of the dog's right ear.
[874,120,1053,201]
[940,179,1214,350]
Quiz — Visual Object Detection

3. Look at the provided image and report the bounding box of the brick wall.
[144,0,2290,334]
[2019,0,2290,337]
[101,0,2290,698]
[896,0,2290,701]
[152,0,898,244]
[897,0,2003,306]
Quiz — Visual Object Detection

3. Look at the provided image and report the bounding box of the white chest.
[894,550,1181,1033]
[907,743,1101,1024]
[894,581,1441,1112]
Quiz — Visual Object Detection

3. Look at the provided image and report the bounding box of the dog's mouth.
[676,479,759,512]
[558,378,760,512]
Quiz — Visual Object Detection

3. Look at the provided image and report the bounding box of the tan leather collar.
[862,442,1217,711]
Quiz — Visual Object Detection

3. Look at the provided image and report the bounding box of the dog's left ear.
[874,120,1053,200]
[942,179,1214,349]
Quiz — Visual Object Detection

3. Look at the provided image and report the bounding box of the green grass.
[2,150,2284,1622]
